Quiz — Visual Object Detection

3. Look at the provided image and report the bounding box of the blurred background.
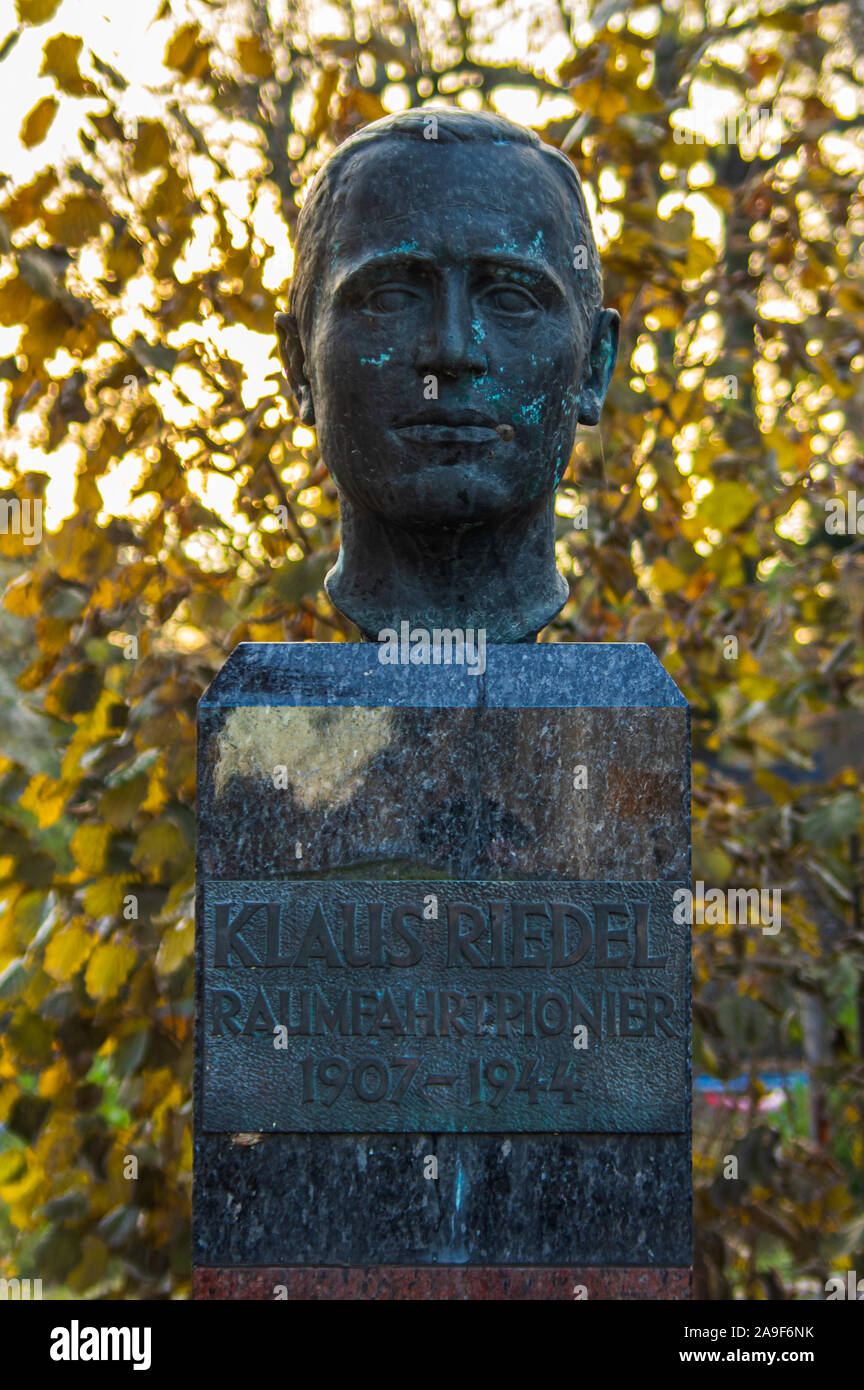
[0,0,862,1299]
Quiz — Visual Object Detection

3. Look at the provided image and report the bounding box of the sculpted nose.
[415,273,486,378]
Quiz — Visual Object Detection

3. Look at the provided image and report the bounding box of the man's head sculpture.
[275,108,619,643]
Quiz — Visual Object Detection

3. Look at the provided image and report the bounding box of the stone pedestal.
[193,642,691,1299]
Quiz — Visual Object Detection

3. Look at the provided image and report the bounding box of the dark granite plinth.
[194,643,691,1295]
[194,1132,690,1267]
[193,1265,692,1300]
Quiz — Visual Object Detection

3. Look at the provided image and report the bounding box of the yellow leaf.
[83,876,129,917]
[34,1112,78,1170]
[0,1081,17,1123]
[679,514,704,544]
[16,0,61,21]
[0,1150,26,1184]
[597,87,629,122]
[99,777,146,830]
[145,165,186,222]
[630,611,669,642]
[346,88,385,125]
[38,1058,70,1098]
[131,821,186,872]
[754,769,795,803]
[0,170,58,228]
[646,556,687,594]
[19,774,67,829]
[699,847,733,880]
[708,545,745,587]
[0,276,35,327]
[70,823,111,875]
[649,303,682,330]
[44,923,93,981]
[43,192,106,245]
[152,1079,183,1139]
[0,1164,41,1216]
[739,674,779,701]
[164,22,210,78]
[61,692,121,781]
[35,615,71,655]
[103,228,144,282]
[132,118,171,173]
[156,917,193,974]
[141,765,169,816]
[308,68,340,142]
[68,1235,109,1294]
[141,1066,176,1108]
[40,33,86,94]
[85,939,136,1001]
[20,94,58,148]
[694,481,758,533]
[236,35,273,78]
[165,22,198,68]
[684,237,717,279]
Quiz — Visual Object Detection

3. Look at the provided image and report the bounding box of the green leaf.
[801,793,862,848]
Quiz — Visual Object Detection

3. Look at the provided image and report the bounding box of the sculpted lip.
[393,408,507,446]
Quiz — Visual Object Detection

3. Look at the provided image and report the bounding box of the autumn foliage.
[1,0,863,1297]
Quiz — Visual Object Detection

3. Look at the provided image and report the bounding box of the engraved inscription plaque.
[201,879,689,1133]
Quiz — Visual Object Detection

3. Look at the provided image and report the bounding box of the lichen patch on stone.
[213,705,393,808]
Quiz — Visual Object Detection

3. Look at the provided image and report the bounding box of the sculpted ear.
[274,311,315,426]
[577,308,619,426]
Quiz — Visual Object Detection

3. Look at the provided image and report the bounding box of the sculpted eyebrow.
[331,252,566,302]
[331,254,436,299]
[474,257,566,297]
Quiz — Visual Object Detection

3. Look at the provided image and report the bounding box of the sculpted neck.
[324,494,568,643]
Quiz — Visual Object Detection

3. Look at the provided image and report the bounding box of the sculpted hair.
[288,107,604,349]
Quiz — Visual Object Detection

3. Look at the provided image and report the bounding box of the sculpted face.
[282,138,616,532]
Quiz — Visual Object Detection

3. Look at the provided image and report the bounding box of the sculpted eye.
[363,285,418,314]
[481,284,541,315]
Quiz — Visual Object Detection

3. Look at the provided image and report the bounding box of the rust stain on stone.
[605,766,682,820]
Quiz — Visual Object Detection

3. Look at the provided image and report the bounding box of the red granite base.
[193,1266,691,1300]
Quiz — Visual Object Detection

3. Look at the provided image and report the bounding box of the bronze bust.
[276,108,619,644]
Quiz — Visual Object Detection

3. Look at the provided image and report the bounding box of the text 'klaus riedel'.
[211,895,675,1039]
